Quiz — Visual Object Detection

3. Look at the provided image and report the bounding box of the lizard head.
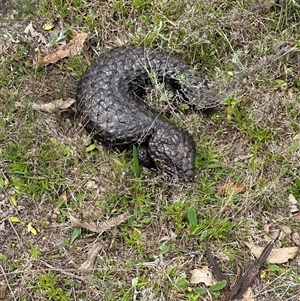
[139,122,196,180]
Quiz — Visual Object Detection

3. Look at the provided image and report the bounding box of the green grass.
[28,272,73,301]
[1,0,300,300]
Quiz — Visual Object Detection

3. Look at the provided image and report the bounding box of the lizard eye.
[138,146,148,162]
[137,146,156,170]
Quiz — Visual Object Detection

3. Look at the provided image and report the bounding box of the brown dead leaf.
[278,224,292,235]
[15,98,75,113]
[69,215,98,232]
[159,235,172,242]
[263,223,269,234]
[59,192,68,203]
[219,183,248,196]
[292,232,300,246]
[79,242,103,271]
[190,267,217,286]
[69,212,131,234]
[263,223,285,241]
[242,287,255,301]
[244,241,299,264]
[43,31,88,65]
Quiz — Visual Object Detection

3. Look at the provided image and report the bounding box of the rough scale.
[76,46,217,179]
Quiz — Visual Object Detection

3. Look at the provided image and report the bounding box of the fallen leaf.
[9,216,21,223]
[190,267,217,286]
[263,223,284,241]
[219,183,248,196]
[43,31,88,65]
[86,180,97,189]
[79,242,103,271]
[69,216,99,233]
[10,195,18,207]
[242,287,255,301]
[278,224,292,235]
[69,212,131,234]
[59,193,68,203]
[27,223,37,235]
[288,194,299,215]
[24,21,47,44]
[272,79,287,88]
[159,235,171,242]
[210,280,227,292]
[293,133,300,140]
[244,241,298,264]
[292,232,300,246]
[85,144,97,152]
[263,223,269,234]
[15,98,75,113]
[43,23,54,31]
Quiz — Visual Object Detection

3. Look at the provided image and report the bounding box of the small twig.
[38,260,87,281]
[0,264,16,301]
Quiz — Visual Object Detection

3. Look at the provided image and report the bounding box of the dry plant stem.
[220,45,299,97]
[205,239,228,283]
[0,265,16,301]
[206,239,275,301]
[38,260,87,281]
[230,240,275,300]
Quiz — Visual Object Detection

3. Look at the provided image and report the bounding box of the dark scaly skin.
[76,46,214,179]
